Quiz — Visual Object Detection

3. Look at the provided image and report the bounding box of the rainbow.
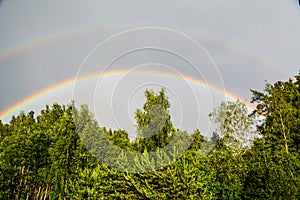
[0,26,293,76]
[0,26,289,121]
[0,69,263,120]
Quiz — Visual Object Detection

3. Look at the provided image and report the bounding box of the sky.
[0,0,299,137]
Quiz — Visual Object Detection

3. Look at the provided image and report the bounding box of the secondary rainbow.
[0,26,292,76]
[0,69,263,121]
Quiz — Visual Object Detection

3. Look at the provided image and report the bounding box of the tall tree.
[251,73,300,153]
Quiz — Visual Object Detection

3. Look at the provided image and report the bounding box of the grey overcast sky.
[0,0,299,136]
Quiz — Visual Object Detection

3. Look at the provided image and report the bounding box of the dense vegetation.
[0,73,299,199]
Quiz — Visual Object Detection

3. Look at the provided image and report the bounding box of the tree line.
[0,73,299,199]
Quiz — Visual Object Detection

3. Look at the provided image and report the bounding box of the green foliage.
[0,73,299,199]
[243,138,300,199]
[134,88,175,152]
[251,73,300,153]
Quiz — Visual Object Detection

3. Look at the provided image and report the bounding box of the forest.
[0,73,299,199]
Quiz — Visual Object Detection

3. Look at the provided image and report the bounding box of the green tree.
[0,111,51,199]
[134,88,175,152]
[243,138,300,199]
[251,73,300,153]
[245,73,300,198]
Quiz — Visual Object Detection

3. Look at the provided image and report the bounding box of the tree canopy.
[0,73,299,199]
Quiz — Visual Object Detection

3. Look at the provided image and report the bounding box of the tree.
[209,100,258,153]
[207,101,260,199]
[251,73,300,153]
[243,138,300,199]
[245,73,300,198]
[1,79,299,199]
[134,88,175,152]
[188,129,205,151]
